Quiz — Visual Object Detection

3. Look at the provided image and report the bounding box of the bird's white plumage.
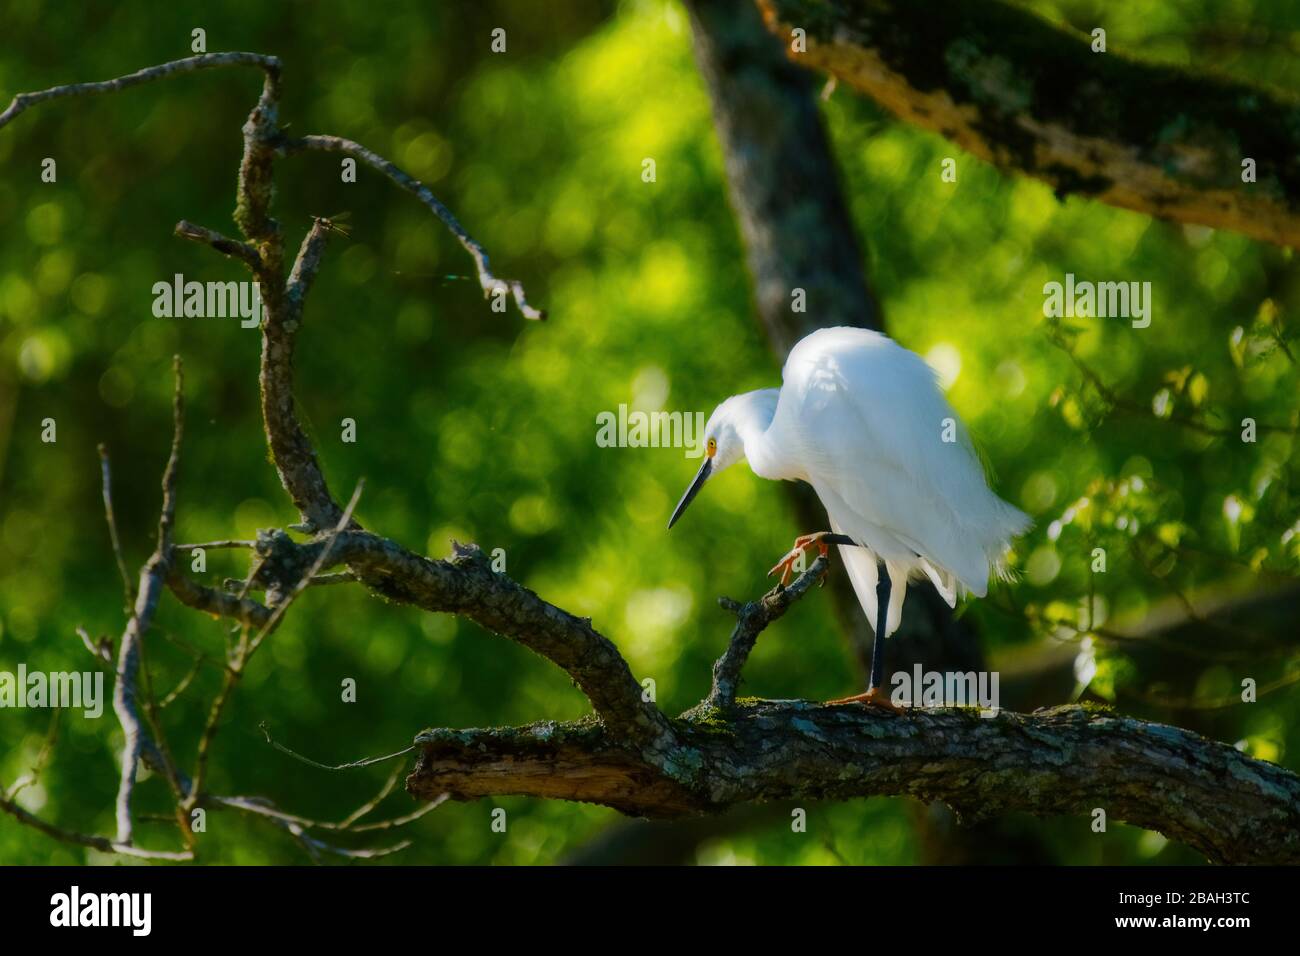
[700,326,1029,638]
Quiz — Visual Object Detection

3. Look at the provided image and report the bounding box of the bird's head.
[666,396,750,530]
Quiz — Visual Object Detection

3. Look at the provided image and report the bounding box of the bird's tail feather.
[986,499,1033,584]
[919,559,958,608]
[835,537,880,635]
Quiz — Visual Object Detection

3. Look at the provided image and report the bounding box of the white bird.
[668,326,1030,710]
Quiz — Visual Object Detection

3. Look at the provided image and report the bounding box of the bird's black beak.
[668,457,712,530]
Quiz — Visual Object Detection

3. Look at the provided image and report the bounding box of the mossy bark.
[758,0,1300,247]
[409,701,1300,864]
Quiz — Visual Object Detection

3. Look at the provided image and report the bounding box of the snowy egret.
[668,327,1030,710]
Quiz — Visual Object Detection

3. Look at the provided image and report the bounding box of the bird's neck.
[734,388,791,480]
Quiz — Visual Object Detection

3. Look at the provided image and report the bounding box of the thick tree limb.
[399,553,1300,865]
[331,535,677,753]
[758,0,1300,248]
[409,700,1300,865]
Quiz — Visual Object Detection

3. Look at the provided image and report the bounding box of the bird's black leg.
[827,557,905,712]
[869,562,890,692]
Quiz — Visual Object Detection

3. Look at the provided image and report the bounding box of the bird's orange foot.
[826,686,907,714]
[767,532,834,587]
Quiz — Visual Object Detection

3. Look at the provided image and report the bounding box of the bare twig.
[187,654,238,813]
[157,656,205,710]
[260,723,414,771]
[174,220,262,270]
[75,625,112,665]
[173,539,256,551]
[0,52,281,130]
[285,217,333,306]
[166,569,273,629]
[340,762,405,826]
[110,356,185,847]
[97,444,134,607]
[282,135,545,320]
[137,635,194,848]
[0,795,192,860]
[5,710,60,801]
[256,226,346,531]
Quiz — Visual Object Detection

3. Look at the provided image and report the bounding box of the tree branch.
[174,220,262,270]
[165,569,273,629]
[710,553,831,707]
[108,357,184,847]
[97,444,134,608]
[0,796,192,860]
[409,700,1300,865]
[281,135,546,320]
[330,535,678,753]
[0,52,280,130]
[757,0,1300,248]
[394,551,1300,865]
[1,49,541,863]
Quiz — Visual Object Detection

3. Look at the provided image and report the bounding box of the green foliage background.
[1,0,1297,864]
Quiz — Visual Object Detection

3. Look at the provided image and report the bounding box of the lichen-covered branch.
[757,0,1300,248]
[331,536,677,753]
[399,552,1300,865]
[710,553,831,707]
[174,220,262,270]
[257,220,349,531]
[165,568,273,629]
[409,700,1300,865]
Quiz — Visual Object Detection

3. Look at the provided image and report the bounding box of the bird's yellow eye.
[706,437,717,457]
